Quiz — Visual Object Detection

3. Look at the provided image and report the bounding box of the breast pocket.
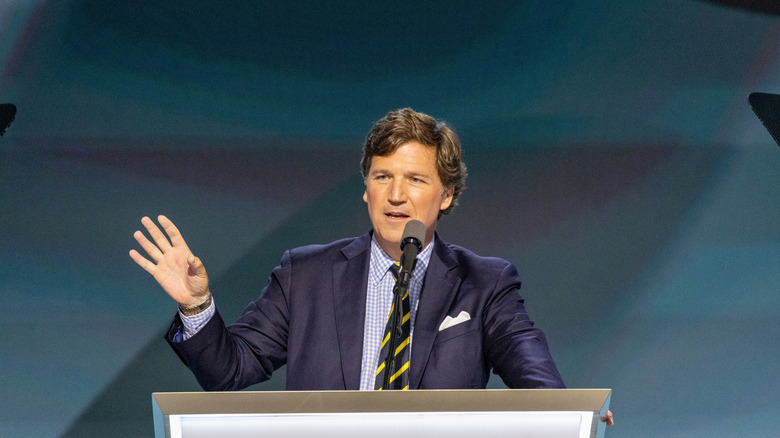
[433,318,479,345]
[425,318,486,388]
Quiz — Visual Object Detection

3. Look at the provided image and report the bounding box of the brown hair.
[361,108,467,215]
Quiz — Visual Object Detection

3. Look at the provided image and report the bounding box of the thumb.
[186,254,210,297]
[187,254,206,276]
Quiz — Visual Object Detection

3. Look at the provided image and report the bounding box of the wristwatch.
[179,293,212,316]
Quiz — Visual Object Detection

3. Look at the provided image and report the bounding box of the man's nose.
[388,180,407,203]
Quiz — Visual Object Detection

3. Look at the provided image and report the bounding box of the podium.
[152,389,611,438]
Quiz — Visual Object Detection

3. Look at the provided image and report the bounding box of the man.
[130,108,567,393]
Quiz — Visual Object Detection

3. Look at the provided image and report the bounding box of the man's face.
[363,141,454,260]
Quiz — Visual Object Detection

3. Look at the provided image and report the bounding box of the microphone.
[398,220,425,285]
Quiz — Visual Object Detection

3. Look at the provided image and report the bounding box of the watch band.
[179,293,212,317]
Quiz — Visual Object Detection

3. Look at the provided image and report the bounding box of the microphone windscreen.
[402,220,426,243]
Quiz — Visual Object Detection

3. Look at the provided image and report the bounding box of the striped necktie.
[375,263,411,390]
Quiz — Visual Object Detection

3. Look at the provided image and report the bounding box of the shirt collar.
[369,233,435,285]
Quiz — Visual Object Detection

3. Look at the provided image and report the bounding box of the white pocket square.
[438,310,471,331]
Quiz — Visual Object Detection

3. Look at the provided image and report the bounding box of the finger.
[129,249,157,274]
[141,216,173,253]
[158,215,190,250]
[133,229,164,262]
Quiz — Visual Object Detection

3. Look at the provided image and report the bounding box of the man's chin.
[374,230,402,251]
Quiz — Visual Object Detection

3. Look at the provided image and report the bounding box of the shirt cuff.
[178,297,216,341]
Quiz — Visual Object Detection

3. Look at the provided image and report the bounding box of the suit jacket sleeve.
[164,249,293,391]
[483,262,566,389]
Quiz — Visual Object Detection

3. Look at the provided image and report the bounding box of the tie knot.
[389,263,400,280]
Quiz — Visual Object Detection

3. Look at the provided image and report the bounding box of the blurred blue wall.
[1,1,779,436]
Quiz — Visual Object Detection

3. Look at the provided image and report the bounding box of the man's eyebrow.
[368,168,432,179]
[405,170,432,179]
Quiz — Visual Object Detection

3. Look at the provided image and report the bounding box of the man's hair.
[361,108,467,215]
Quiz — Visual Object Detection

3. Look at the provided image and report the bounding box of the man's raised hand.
[129,215,210,308]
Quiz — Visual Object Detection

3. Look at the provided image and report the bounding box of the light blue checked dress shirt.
[358,235,432,390]
[178,235,433,391]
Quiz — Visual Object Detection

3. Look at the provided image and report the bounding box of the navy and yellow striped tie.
[375,263,411,390]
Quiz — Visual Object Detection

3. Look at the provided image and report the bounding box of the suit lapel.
[409,236,462,389]
[332,234,371,390]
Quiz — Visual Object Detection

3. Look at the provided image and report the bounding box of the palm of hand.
[130,215,210,307]
[153,245,209,303]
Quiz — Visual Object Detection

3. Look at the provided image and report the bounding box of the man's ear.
[440,186,454,211]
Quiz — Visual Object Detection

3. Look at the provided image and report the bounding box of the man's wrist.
[179,293,212,317]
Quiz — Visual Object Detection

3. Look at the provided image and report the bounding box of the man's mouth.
[385,212,410,219]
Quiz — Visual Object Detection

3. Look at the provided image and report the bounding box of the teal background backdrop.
[1,1,779,436]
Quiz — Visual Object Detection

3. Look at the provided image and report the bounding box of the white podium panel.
[152,389,611,438]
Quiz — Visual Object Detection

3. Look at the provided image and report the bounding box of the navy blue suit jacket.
[166,232,565,391]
